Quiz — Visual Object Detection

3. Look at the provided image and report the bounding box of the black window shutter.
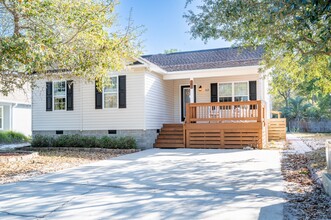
[66,80,74,111]
[95,81,103,109]
[46,82,53,111]
[210,83,218,102]
[118,75,126,108]
[249,81,257,100]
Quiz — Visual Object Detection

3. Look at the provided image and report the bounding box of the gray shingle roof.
[142,46,263,72]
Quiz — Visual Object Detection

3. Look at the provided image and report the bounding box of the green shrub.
[117,136,137,149]
[0,131,29,144]
[31,135,54,147]
[31,134,137,149]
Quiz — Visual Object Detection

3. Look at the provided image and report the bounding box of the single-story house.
[32,46,271,149]
[0,85,32,136]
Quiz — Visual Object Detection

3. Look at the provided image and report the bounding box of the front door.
[181,85,196,122]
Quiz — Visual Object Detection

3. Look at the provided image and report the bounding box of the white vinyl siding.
[82,73,144,130]
[0,89,32,136]
[32,70,269,130]
[32,79,82,131]
[0,84,31,104]
[0,106,3,130]
[145,72,174,128]
[12,105,31,136]
[32,73,145,131]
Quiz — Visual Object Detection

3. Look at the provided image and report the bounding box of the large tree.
[0,0,141,95]
[185,0,331,94]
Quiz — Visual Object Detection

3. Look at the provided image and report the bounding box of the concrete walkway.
[0,143,30,151]
[0,149,284,220]
[286,133,311,154]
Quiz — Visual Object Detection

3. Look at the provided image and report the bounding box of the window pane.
[235,96,248,102]
[104,77,117,93]
[219,97,232,102]
[219,83,232,97]
[54,98,66,110]
[54,81,66,96]
[234,82,248,96]
[104,93,117,108]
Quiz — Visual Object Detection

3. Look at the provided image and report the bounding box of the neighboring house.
[0,85,32,136]
[32,46,271,149]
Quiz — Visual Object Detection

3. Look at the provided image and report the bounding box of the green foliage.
[164,49,180,54]
[31,134,137,149]
[0,0,142,95]
[0,131,29,144]
[281,97,312,120]
[281,96,331,121]
[30,135,54,148]
[185,0,331,94]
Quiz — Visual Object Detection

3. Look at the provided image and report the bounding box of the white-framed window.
[219,83,233,102]
[234,82,249,101]
[218,82,249,102]
[53,81,66,111]
[0,106,3,130]
[103,76,118,108]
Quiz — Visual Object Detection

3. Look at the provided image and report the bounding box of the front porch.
[155,100,268,149]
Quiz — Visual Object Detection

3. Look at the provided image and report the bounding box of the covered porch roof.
[132,46,264,80]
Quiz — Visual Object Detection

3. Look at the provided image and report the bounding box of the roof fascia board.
[136,57,167,74]
[163,65,261,80]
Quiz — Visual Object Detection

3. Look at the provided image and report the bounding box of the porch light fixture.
[198,85,202,91]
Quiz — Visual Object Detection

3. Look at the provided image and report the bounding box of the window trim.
[218,82,233,102]
[233,81,249,101]
[0,106,3,130]
[218,81,250,102]
[53,80,67,111]
[103,76,119,109]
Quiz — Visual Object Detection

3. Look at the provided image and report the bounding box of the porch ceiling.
[162,65,260,80]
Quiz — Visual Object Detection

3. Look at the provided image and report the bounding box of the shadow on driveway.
[0,149,284,220]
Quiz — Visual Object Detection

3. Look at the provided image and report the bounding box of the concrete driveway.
[0,149,284,220]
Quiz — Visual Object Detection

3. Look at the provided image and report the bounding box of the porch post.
[189,78,194,103]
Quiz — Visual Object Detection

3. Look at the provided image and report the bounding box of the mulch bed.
[0,148,138,184]
[282,134,331,220]
[0,151,39,163]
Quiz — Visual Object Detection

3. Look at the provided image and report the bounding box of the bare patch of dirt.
[0,149,137,184]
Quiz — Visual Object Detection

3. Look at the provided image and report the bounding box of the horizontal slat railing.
[186,100,265,124]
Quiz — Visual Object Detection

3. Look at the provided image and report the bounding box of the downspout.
[10,103,18,131]
[143,72,146,131]
[80,78,83,132]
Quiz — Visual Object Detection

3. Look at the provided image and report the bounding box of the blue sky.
[116,0,231,55]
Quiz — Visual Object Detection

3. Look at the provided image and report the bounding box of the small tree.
[185,0,331,94]
[0,0,142,95]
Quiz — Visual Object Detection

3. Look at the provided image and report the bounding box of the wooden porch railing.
[185,100,266,124]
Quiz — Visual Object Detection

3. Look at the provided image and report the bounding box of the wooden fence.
[268,118,286,141]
